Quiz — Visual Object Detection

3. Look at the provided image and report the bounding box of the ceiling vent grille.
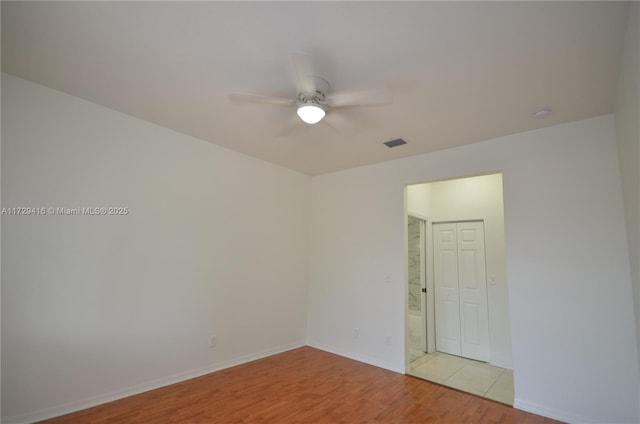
[384,138,407,148]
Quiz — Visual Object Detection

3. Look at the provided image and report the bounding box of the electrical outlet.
[385,336,392,346]
[352,329,359,340]
[209,335,218,348]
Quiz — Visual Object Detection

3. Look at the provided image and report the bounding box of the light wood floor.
[40,347,562,423]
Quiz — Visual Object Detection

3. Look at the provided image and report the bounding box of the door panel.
[462,302,480,344]
[433,223,461,356]
[457,222,490,361]
[434,221,490,362]
[459,249,479,289]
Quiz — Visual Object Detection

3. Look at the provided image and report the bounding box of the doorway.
[405,173,513,405]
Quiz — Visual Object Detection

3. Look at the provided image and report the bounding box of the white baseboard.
[488,359,512,370]
[514,398,598,424]
[306,339,405,374]
[3,341,306,424]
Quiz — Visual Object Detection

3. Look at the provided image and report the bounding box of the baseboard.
[3,341,306,424]
[488,357,512,369]
[513,398,598,424]
[306,339,405,374]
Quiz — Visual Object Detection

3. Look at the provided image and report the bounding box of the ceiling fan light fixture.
[297,103,325,124]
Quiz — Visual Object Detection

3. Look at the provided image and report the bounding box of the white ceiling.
[1,1,630,175]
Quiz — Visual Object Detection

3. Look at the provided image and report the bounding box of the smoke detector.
[533,108,553,119]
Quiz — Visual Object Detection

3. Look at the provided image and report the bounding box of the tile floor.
[408,352,514,405]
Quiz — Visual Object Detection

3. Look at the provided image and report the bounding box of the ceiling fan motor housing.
[296,79,328,124]
[296,76,329,124]
[297,92,325,107]
[297,76,330,104]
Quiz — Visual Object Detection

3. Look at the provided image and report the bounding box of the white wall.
[614,4,640,417]
[3,69,639,424]
[307,115,639,423]
[411,174,512,369]
[1,74,311,423]
[406,184,430,218]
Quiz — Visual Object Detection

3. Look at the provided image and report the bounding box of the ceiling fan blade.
[228,93,295,106]
[326,87,393,108]
[323,112,359,137]
[276,119,303,137]
[292,51,317,94]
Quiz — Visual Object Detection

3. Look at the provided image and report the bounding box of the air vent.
[384,138,407,148]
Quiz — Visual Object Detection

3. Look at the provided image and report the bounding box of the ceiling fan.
[228,52,392,133]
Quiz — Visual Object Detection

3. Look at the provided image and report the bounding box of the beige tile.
[408,352,514,405]
[443,361,504,397]
[409,352,469,383]
[485,369,514,405]
[458,361,504,383]
[407,348,424,363]
[409,352,437,369]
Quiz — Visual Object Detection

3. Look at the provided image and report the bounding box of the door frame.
[407,212,435,357]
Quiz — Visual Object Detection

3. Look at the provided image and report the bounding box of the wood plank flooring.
[40,347,562,423]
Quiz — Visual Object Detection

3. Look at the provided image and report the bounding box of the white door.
[433,221,490,362]
[433,223,462,356]
[457,222,490,361]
